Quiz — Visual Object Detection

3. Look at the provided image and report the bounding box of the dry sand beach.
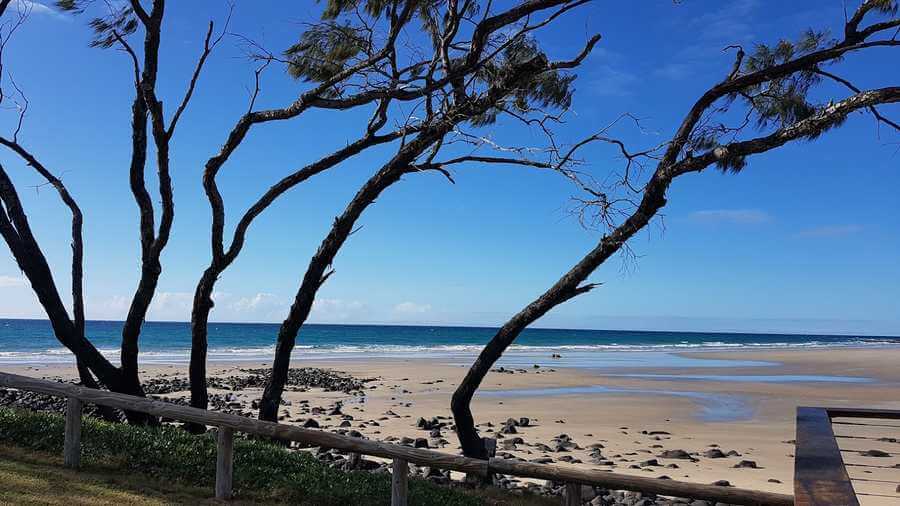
[6,346,900,504]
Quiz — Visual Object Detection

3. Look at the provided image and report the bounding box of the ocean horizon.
[2,318,899,366]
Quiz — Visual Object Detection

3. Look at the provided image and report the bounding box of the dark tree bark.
[118,0,170,410]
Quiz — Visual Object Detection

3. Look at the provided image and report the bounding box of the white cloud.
[686,0,758,43]
[393,301,432,315]
[84,294,130,321]
[687,209,772,225]
[147,291,193,321]
[311,298,368,322]
[653,63,693,81]
[0,275,27,288]
[13,0,64,19]
[590,65,639,97]
[796,224,863,238]
[232,292,283,312]
[656,0,759,81]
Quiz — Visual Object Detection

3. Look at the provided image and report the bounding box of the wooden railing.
[794,406,900,506]
[0,372,793,506]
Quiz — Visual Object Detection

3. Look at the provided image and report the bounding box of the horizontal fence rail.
[0,372,794,506]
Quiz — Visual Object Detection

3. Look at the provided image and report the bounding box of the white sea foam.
[1,337,897,365]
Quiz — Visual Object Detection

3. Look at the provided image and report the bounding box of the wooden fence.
[0,372,793,506]
[794,406,900,506]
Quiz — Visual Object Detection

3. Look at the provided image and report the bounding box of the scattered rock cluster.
[145,367,375,395]
[0,386,69,414]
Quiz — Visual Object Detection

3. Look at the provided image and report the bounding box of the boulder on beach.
[657,449,694,460]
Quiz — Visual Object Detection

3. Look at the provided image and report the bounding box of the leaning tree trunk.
[256,163,410,422]
[451,178,671,459]
[0,165,125,389]
[257,53,562,422]
[449,85,900,457]
[257,130,451,422]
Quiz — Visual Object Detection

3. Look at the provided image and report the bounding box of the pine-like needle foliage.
[741,29,833,129]
[690,27,861,173]
[470,35,576,126]
[285,22,368,83]
[56,1,138,49]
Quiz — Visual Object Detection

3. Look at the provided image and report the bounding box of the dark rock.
[500,423,518,434]
[501,439,518,450]
[658,449,694,460]
[734,460,759,469]
[860,449,890,457]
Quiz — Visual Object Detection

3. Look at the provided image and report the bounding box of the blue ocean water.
[0,318,897,365]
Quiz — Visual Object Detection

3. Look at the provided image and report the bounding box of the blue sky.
[0,0,898,335]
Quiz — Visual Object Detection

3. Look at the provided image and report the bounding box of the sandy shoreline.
[4,347,900,504]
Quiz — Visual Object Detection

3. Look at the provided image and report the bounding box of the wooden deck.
[794,407,900,506]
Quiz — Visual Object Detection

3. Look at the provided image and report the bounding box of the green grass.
[0,444,223,505]
[0,407,486,505]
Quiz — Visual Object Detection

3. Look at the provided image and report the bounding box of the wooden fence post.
[63,396,82,469]
[348,451,361,469]
[565,482,582,506]
[391,458,408,506]
[215,427,234,500]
